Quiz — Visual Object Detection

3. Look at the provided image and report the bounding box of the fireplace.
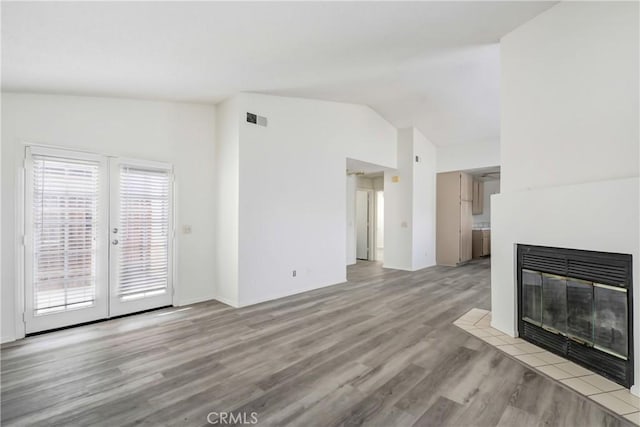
[517,245,633,388]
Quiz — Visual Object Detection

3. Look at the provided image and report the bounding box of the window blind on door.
[32,155,100,314]
[118,166,170,299]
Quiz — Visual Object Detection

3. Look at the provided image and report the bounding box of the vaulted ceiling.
[1,1,555,146]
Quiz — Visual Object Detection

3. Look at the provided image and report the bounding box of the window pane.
[118,166,170,299]
[32,156,99,314]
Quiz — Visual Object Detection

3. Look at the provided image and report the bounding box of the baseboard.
[1,335,16,344]
[382,264,412,271]
[491,320,516,338]
[176,293,217,307]
[214,295,240,308]
[238,277,347,308]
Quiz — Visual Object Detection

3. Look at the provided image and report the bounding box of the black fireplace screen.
[522,270,628,359]
[518,245,633,387]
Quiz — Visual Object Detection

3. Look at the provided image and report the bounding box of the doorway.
[24,146,174,333]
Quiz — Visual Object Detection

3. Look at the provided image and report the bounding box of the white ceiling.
[1,1,555,146]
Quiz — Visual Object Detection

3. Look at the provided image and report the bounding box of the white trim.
[237,276,347,308]
[213,296,239,308]
[27,145,105,163]
[114,156,172,172]
[1,335,17,344]
[171,173,178,307]
[178,293,218,307]
[14,147,26,340]
[381,263,412,271]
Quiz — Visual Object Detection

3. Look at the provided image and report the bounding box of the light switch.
[182,225,192,234]
[392,176,400,183]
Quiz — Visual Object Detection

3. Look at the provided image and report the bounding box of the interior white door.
[109,158,173,316]
[356,190,369,260]
[24,146,109,333]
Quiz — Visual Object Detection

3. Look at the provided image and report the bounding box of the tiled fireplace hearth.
[454,309,640,425]
[517,245,633,388]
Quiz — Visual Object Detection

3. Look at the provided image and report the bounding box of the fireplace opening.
[517,245,633,388]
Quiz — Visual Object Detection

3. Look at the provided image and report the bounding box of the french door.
[109,158,173,316]
[24,146,173,333]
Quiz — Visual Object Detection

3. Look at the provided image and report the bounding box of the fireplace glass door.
[594,284,628,359]
[542,274,567,334]
[521,271,630,360]
[522,270,542,325]
[566,278,593,344]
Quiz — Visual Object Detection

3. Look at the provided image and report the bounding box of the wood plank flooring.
[1,259,633,426]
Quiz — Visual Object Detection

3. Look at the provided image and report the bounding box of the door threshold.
[25,305,173,337]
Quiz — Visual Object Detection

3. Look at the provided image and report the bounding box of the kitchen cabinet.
[436,171,473,266]
[472,229,491,258]
[472,180,484,214]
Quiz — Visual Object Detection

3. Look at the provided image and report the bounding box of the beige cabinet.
[472,180,484,215]
[436,171,473,266]
[472,230,491,258]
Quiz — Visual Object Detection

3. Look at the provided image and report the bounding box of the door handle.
[112,227,118,234]
[112,239,119,245]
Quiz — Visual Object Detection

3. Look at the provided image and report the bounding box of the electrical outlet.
[292,270,297,277]
[182,225,192,234]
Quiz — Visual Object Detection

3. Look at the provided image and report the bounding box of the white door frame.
[374,190,384,262]
[356,188,377,261]
[18,143,176,337]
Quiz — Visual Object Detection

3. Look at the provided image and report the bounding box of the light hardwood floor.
[1,259,633,426]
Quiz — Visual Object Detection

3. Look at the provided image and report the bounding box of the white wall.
[436,141,500,173]
[346,174,357,266]
[493,1,639,393]
[412,128,437,270]
[472,179,500,226]
[372,176,384,191]
[227,93,396,306]
[500,2,638,193]
[384,129,414,270]
[385,128,437,271]
[214,97,240,307]
[1,93,217,343]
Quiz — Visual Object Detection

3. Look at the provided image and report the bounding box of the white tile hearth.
[454,309,639,426]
